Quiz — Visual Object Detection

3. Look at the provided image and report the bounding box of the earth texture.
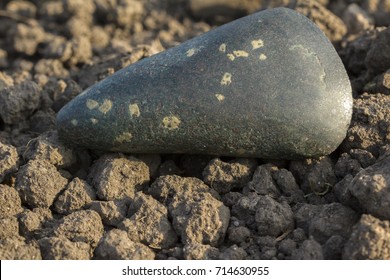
[1,0,390,260]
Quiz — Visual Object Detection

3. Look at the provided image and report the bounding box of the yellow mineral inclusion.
[233,50,249,57]
[227,54,235,61]
[71,119,78,126]
[115,132,133,143]
[219,43,227,52]
[186,48,196,57]
[98,99,113,114]
[259,53,267,60]
[221,73,232,86]
[162,115,181,130]
[251,39,264,50]
[86,99,99,110]
[129,103,141,117]
[215,94,225,101]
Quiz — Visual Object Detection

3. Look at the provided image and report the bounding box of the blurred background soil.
[0,0,390,260]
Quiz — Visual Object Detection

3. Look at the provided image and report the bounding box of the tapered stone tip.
[56,8,352,159]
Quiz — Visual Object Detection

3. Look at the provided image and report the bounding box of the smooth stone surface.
[56,8,352,159]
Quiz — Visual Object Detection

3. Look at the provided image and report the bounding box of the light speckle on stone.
[71,119,78,126]
[289,44,326,86]
[129,103,141,118]
[79,90,87,97]
[91,118,98,124]
[289,44,304,52]
[233,50,249,57]
[186,48,196,57]
[98,99,113,114]
[115,132,133,144]
[221,73,232,86]
[162,115,181,130]
[251,39,264,50]
[219,43,226,52]
[86,99,99,110]
[227,54,235,61]
[259,53,267,60]
[215,94,225,102]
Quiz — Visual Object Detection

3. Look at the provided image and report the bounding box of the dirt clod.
[95,228,155,260]
[0,237,41,260]
[227,226,251,244]
[182,242,220,260]
[346,154,390,220]
[220,245,248,260]
[0,216,19,239]
[278,238,297,257]
[53,209,104,247]
[246,164,281,197]
[89,200,127,227]
[0,184,22,218]
[342,93,390,157]
[343,214,390,259]
[39,236,91,260]
[203,158,257,195]
[0,141,19,183]
[342,3,373,35]
[0,81,40,125]
[118,192,177,249]
[255,195,294,237]
[304,203,359,244]
[18,207,53,240]
[15,159,68,208]
[291,237,323,260]
[23,131,77,168]
[54,178,96,214]
[323,235,345,259]
[7,23,45,56]
[88,153,149,201]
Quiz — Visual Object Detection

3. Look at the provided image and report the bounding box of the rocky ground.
[1,0,390,260]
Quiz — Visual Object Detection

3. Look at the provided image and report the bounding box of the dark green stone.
[56,8,352,159]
